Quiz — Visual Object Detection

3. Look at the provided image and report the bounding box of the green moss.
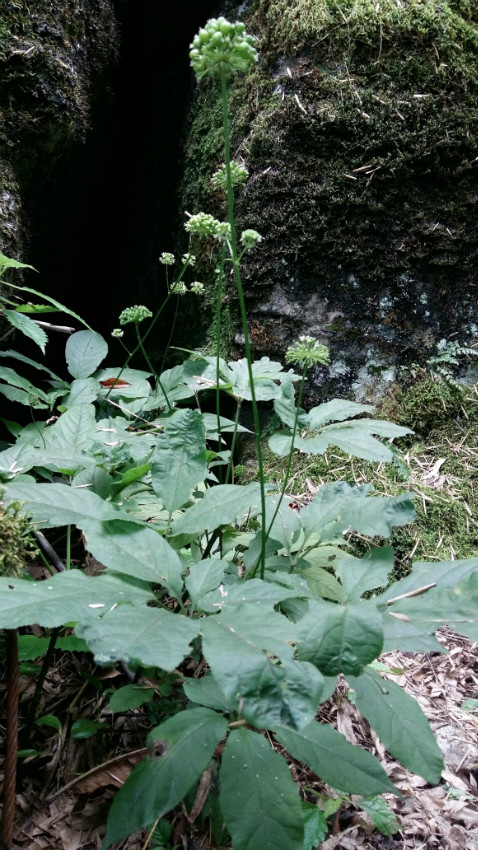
[179,0,478,373]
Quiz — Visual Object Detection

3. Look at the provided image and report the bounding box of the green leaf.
[60,377,99,409]
[103,708,228,849]
[300,483,414,544]
[43,403,97,452]
[358,796,401,836]
[109,684,155,713]
[185,558,228,608]
[297,599,383,676]
[347,669,443,784]
[182,675,229,712]
[81,519,184,599]
[302,802,328,850]
[4,309,48,353]
[220,728,304,850]
[171,483,262,536]
[5,481,125,528]
[77,606,199,669]
[389,572,478,643]
[65,330,108,379]
[0,348,65,384]
[70,719,106,739]
[203,607,322,729]
[0,252,36,274]
[276,721,397,795]
[36,714,61,731]
[382,617,446,654]
[222,357,297,401]
[307,399,374,428]
[299,564,346,602]
[0,571,153,629]
[375,557,478,606]
[151,409,206,513]
[17,635,50,660]
[0,365,51,400]
[1,282,94,330]
[335,546,394,601]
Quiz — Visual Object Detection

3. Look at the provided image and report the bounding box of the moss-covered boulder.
[0,0,119,259]
[181,0,478,401]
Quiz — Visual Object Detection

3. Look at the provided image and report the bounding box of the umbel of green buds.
[241,229,262,250]
[119,305,153,325]
[285,336,330,369]
[212,161,248,191]
[185,212,221,239]
[190,17,257,81]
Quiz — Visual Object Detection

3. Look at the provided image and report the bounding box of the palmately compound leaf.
[77,605,199,670]
[347,670,443,784]
[103,708,228,849]
[220,728,304,850]
[151,408,207,513]
[65,330,108,379]
[276,721,396,795]
[0,571,153,629]
[297,599,383,677]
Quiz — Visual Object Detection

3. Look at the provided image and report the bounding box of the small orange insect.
[99,377,131,388]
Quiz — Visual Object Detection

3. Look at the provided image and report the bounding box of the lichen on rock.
[180,0,478,401]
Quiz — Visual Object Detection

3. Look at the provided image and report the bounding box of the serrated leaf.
[307,399,374,429]
[77,605,198,669]
[183,675,229,712]
[1,283,94,330]
[171,483,262,536]
[220,729,304,850]
[298,564,345,602]
[358,796,401,835]
[276,721,396,795]
[0,571,153,629]
[109,684,155,713]
[103,708,228,849]
[203,607,321,729]
[81,519,184,599]
[297,599,383,676]
[66,330,108,378]
[0,252,36,273]
[43,403,97,452]
[300,483,414,544]
[388,572,478,642]
[335,546,394,601]
[151,409,206,513]
[185,558,228,608]
[347,670,443,784]
[302,802,328,850]
[4,309,48,352]
[60,377,99,409]
[5,481,125,528]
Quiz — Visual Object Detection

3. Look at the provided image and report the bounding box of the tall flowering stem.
[219,71,268,577]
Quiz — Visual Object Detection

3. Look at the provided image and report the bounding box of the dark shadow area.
[24,0,219,341]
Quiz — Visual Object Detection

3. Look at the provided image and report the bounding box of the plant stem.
[215,245,227,457]
[3,629,18,848]
[265,369,307,544]
[134,324,172,412]
[220,71,267,579]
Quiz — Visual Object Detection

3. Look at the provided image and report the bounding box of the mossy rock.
[0,0,119,256]
[180,0,478,400]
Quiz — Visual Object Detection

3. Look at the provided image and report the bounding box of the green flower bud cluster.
[111,328,124,338]
[185,212,221,239]
[212,160,248,191]
[214,221,232,242]
[190,17,257,81]
[119,305,153,325]
[285,336,330,369]
[182,253,196,267]
[190,281,205,295]
[171,281,188,296]
[159,252,175,266]
[241,229,262,250]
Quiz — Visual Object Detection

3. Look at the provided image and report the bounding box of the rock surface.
[181,0,478,401]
